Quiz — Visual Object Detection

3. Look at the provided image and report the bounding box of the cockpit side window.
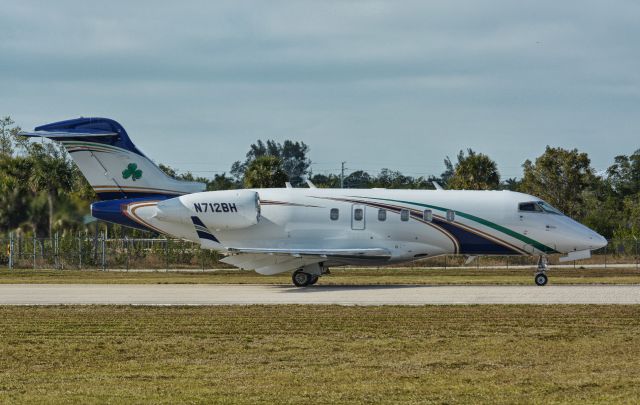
[518,202,543,213]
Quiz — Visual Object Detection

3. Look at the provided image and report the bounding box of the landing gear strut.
[534,256,549,286]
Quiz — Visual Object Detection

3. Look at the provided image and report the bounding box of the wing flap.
[225,247,391,258]
[220,247,392,275]
[221,254,322,275]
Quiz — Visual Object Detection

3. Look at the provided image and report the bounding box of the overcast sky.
[1,1,639,179]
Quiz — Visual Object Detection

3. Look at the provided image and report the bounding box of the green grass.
[1,305,639,404]
[0,267,639,285]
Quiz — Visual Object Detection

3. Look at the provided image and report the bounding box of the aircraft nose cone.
[593,233,608,250]
[582,231,607,251]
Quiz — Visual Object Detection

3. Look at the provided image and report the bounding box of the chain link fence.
[0,233,638,270]
[0,233,221,270]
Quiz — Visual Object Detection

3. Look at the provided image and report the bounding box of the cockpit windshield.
[536,201,564,215]
[518,201,564,215]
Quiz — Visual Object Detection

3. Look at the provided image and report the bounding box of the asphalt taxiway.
[0,284,639,305]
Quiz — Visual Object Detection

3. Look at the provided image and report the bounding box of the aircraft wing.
[221,247,391,275]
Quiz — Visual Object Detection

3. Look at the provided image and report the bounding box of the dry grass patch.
[0,305,639,404]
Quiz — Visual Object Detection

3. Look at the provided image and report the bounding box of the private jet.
[21,118,607,286]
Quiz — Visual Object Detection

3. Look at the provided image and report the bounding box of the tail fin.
[20,117,205,200]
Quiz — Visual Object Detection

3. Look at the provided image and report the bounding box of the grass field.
[0,305,639,404]
[1,267,639,285]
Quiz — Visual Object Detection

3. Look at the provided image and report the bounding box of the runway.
[0,284,639,305]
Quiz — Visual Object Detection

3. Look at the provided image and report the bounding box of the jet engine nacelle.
[156,189,260,230]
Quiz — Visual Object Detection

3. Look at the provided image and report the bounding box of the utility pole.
[340,161,346,188]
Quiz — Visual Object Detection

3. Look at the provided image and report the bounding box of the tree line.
[1,115,639,240]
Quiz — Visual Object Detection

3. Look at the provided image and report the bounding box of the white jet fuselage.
[121,187,607,272]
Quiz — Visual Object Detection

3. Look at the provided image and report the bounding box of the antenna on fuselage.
[432,181,444,190]
[306,179,317,188]
[285,182,292,188]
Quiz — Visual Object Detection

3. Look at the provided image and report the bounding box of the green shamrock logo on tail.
[122,163,143,181]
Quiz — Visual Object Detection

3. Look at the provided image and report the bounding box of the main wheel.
[534,272,548,286]
[309,275,319,285]
[292,269,312,287]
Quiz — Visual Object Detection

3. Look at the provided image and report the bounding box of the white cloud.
[1,0,639,176]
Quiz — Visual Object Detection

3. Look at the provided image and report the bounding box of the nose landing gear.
[534,256,549,286]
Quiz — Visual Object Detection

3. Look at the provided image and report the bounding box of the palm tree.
[27,145,74,237]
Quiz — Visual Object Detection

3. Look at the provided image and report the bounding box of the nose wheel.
[534,272,548,286]
[534,256,549,286]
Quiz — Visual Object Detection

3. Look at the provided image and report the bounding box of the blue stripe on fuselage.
[91,195,172,232]
[431,218,520,255]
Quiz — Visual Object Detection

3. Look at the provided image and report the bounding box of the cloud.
[1,0,639,177]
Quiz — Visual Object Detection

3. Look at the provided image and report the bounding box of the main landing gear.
[292,270,317,287]
[291,264,326,287]
[534,256,549,286]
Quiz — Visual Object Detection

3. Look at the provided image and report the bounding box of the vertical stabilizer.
[20,117,205,200]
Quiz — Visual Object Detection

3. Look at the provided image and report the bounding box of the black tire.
[534,273,548,286]
[309,275,319,285]
[292,270,312,287]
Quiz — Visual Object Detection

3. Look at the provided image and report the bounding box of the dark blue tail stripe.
[191,216,219,243]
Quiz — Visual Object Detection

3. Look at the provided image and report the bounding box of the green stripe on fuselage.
[354,196,557,254]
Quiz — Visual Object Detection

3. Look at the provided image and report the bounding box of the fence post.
[165,238,169,270]
[201,245,205,271]
[54,232,59,270]
[33,235,36,269]
[101,231,106,271]
[125,236,129,271]
[8,232,14,270]
[93,225,99,264]
[78,232,82,270]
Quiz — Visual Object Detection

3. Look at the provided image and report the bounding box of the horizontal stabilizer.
[19,131,118,138]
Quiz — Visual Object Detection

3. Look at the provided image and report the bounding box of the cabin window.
[354,208,364,221]
[330,208,339,220]
[378,209,387,221]
[446,210,455,222]
[423,209,432,222]
[519,202,543,213]
[400,209,409,221]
